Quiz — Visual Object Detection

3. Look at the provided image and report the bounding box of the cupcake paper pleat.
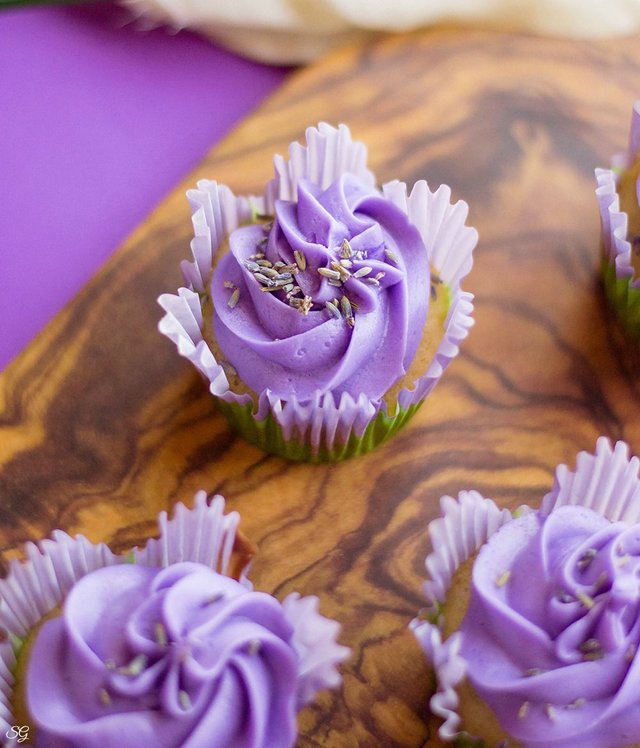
[595,102,640,337]
[411,490,513,738]
[267,122,374,206]
[540,437,640,522]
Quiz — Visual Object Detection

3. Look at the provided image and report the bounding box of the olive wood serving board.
[2,26,640,747]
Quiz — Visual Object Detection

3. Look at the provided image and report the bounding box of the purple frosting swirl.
[461,505,640,747]
[26,562,299,747]
[211,174,429,402]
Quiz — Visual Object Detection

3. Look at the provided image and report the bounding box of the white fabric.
[123,0,640,63]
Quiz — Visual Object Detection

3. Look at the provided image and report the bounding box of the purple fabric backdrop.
[0,3,288,370]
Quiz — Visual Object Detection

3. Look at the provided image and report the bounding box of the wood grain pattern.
[2,26,640,746]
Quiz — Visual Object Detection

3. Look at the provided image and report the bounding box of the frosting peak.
[212,173,429,402]
[27,563,299,747]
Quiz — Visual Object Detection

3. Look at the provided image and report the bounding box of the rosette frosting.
[461,505,640,747]
[27,563,298,747]
[413,439,640,748]
[212,174,429,401]
[0,492,349,748]
[159,123,476,459]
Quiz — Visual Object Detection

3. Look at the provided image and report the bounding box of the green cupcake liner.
[602,257,640,339]
[216,398,424,463]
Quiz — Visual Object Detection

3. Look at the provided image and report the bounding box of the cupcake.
[159,123,476,462]
[412,438,640,747]
[596,101,640,337]
[0,492,349,747]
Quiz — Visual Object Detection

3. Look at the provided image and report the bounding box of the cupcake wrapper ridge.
[0,493,348,739]
[596,102,640,336]
[133,490,244,577]
[540,437,640,522]
[281,592,350,708]
[412,437,639,742]
[159,123,477,460]
[411,491,513,739]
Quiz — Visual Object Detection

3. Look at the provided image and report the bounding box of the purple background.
[0,3,288,370]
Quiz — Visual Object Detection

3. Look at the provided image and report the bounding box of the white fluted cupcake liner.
[411,437,640,743]
[0,493,349,742]
[411,491,514,738]
[267,122,375,206]
[540,437,640,522]
[133,490,243,576]
[281,592,349,708]
[159,123,477,461]
[596,102,640,337]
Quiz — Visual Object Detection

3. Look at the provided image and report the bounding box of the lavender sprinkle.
[577,548,597,571]
[294,250,307,271]
[227,288,240,308]
[576,591,595,609]
[325,301,341,320]
[568,697,586,710]
[248,640,262,656]
[353,266,372,278]
[118,654,148,677]
[340,239,353,258]
[318,267,341,281]
[580,638,601,653]
[179,690,192,710]
[495,570,511,588]
[518,701,529,719]
[154,622,168,647]
[298,296,313,315]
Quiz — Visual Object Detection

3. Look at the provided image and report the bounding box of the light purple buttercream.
[27,562,299,748]
[211,174,429,401]
[460,504,640,748]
